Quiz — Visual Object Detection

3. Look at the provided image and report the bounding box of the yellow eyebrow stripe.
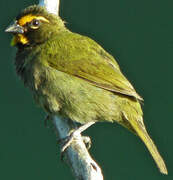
[18,14,49,26]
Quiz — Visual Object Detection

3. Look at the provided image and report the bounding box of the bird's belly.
[33,66,122,124]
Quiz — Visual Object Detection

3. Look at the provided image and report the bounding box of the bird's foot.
[82,136,91,150]
[57,130,80,161]
[57,122,95,160]
[58,134,91,161]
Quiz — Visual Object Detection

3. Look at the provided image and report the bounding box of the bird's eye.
[30,19,40,29]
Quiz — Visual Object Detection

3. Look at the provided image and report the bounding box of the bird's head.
[5,5,65,47]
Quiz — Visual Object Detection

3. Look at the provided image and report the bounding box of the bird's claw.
[82,136,91,149]
[57,122,95,160]
[58,130,80,160]
[57,133,91,161]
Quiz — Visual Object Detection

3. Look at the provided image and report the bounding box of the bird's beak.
[5,22,24,34]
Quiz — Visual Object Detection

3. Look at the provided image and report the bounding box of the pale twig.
[39,0,60,15]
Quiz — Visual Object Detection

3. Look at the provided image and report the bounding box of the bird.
[5,5,167,174]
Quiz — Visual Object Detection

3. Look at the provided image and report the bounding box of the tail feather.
[130,118,168,174]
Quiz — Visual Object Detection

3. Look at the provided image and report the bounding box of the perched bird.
[5,5,167,174]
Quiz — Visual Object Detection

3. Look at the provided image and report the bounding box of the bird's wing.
[47,33,143,101]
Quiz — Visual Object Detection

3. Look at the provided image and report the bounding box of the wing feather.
[47,32,143,101]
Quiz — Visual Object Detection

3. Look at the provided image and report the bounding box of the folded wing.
[47,32,143,101]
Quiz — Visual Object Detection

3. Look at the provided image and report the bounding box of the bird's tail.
[129,117,168,174]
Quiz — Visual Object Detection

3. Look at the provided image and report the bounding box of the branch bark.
[38,1,104,179]
[39,0,60,15]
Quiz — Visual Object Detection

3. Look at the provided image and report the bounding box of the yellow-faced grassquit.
[5,5,167,174]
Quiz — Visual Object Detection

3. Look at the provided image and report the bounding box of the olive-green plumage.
[6,5,167,174]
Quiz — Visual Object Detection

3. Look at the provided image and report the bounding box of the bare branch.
[52,116,103,180]
[39,0,60,15]
[38,0,104,179]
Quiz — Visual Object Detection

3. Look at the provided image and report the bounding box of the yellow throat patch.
[11,34,28,46]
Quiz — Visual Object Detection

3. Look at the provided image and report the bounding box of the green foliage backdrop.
[1,0,172,179]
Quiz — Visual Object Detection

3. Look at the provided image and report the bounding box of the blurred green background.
[1,0,172,179]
